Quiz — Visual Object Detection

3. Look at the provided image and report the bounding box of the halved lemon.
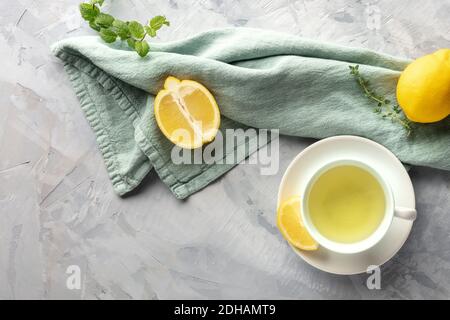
[154,76,221,149]
[277,196,318,251]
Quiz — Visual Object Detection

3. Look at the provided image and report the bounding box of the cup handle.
[394,206,417,221]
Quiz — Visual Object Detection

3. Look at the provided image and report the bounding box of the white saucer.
[277,135,416,275]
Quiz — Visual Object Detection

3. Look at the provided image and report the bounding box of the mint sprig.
[79,0,170,57]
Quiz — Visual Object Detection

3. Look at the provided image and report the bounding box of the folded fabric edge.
[56,52,152,196]
[134,125,269,199]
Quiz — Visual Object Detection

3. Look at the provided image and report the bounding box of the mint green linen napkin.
[51,28,450,199]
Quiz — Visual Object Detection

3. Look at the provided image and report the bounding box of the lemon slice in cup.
[154,76,220,149]
[277,196,318,251]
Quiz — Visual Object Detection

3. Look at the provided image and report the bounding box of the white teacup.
[300,159,416,254]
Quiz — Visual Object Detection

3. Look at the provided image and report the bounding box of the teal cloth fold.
[51,28,450,199]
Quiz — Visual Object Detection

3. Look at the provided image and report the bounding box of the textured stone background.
[0,0,449,299]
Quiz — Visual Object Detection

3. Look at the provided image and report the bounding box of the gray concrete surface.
[0,0,449,299]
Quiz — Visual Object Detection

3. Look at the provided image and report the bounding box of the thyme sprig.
[349,65,412,136]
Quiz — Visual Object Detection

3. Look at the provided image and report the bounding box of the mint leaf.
[91,0,104,5]
[149,15,169,31]
[135,40,150,57]
[79,3,100,22]
[95,13,114,28]
[145,26,156,37]
[113,19,130,39]
[89,21,101,31]
[99,28,117,43]
[128,21,145,39]
[127,38,136,49]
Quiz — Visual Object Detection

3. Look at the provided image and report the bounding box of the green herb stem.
[79,0,170,57]
[349,65,412,136]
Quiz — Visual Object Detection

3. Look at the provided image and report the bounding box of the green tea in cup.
[307,164,386,243]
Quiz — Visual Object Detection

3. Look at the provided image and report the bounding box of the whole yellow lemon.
[397,49,450,123]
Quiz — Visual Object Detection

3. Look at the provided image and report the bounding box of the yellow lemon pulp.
[397,49,450,123]
[277,196,318,251]
[154,76,221,149]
